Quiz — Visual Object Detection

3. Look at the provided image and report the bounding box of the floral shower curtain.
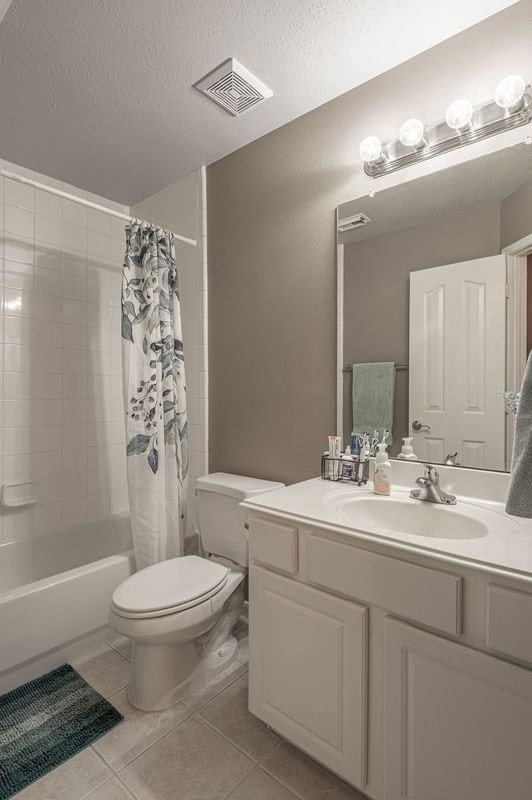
[121,222,188,569]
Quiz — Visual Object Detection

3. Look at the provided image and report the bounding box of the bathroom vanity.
[243,470,532,800]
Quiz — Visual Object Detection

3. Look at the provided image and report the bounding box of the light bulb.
[399,118,425,148]
[359,136,383,163]
[494,74,525,112]
[445,98,473,131]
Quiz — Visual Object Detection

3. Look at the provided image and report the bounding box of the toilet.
[109,472,284,711]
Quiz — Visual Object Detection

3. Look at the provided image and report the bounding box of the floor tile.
[234,618,249,664]
[182,659,247,711]
[110,637,133,662]
[263,741,366,800]
[119,716,253,800]
[15,748,111,800]
[94,688,191,771]
[85,777,136,799]
[73,647,130,698]
[227,768,299,800]
[198,674,280,762]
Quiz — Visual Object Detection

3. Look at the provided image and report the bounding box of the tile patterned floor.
[15,622,366,800]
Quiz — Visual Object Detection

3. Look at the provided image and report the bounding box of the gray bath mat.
[0,663,123,799]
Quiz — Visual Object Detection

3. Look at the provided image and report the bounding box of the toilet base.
[127,584,245,711]
[128,639,201,711]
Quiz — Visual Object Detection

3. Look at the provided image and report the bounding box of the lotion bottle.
[373,442,391,496]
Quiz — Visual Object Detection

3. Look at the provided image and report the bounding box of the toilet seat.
[112,555,229,620]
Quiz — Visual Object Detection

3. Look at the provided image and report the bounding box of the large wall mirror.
[337,143,532,473]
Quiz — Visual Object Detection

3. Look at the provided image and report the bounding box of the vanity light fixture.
[398,118,426,148]
[360,74,531,177]
[358,136,384,164]
[445,98,474,132]
[494,74,526,112]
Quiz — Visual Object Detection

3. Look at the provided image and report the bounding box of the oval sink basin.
[324,494,489,539]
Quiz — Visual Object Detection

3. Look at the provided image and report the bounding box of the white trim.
[504,232,531,469]
[503,232,532,257]
[0,169,197,247]
[336,237,344,438]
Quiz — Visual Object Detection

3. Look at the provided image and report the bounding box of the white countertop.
[242,477,532,580]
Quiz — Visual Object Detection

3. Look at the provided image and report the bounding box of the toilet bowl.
[109,472,284,711]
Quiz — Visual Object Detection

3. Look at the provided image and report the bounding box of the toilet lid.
[112,556,229,615]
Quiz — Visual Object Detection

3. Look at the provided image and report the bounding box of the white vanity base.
[244,476,532,800]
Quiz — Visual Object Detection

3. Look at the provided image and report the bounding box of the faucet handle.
[422,463,439,484]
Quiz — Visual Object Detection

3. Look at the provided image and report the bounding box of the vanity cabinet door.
[249,565,368,789]
[384,617,532,800]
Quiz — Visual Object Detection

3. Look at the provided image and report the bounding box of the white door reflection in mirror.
[409,255,506,469]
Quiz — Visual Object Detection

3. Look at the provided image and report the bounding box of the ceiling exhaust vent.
[337,213,372,232]
[194,58,273,117]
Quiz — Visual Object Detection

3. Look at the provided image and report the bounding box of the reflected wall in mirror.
[337,143,532,473]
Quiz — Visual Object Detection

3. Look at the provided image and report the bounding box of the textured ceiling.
[0,0,516,204]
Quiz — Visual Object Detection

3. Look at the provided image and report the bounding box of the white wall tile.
[4,235,34,265]
[5,205,34,239]
[35,188,62,220]
[34,398,62,426]
[35,215,62,247]
[35,266,61,296]
[34,292,62,321]
[3,426,33,455]
[5,178,35,212]
[4,399,33,427]
[5,260,34,291]
[34,450,62,478]
[0,159,131,542]
[4,317,33,346]
[35,425,62,452]
[4,344,32,372]
[4,372,33,401]
[34,501,62,535]
[4,288,33,318]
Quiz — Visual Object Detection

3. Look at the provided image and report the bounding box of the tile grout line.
[181,664,248,712]
[195,706,281,768]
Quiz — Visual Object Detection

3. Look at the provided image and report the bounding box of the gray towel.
[506,352,532,517]
[352,362,395,443]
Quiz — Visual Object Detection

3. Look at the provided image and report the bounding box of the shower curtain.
[121,221,188,569]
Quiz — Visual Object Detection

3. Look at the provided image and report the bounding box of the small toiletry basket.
[321,455,369,486]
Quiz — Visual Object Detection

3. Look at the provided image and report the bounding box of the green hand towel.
[352,362,395,442]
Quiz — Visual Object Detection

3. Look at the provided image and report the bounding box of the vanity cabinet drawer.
[486,585,532,665]
[307,534,462,635]
[249,517,298,574]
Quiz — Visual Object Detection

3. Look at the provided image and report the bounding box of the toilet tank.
[196,473,284,566]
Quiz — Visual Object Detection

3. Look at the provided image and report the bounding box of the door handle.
[412,419,431,432]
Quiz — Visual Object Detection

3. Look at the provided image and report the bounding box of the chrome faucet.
[410,464,457,505]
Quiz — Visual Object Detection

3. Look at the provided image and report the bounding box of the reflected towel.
[352,362,395,443]
[506,352,532,517]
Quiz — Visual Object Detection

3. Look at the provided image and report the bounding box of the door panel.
[409,255,506,469]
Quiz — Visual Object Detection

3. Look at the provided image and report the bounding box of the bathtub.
[0,514,134,691]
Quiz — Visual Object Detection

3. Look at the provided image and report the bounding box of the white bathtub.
[0,514,134,691]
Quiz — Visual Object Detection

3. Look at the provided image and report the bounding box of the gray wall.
[207,2,532,485]
[342,203,501,453]
[500,179,532,249]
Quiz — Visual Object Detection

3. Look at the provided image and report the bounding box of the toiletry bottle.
[341,446,354,480]
[373,442,391,496]
[397,436,418,460]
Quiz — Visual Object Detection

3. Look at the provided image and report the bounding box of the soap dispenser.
[397,436,418,460]
[373,442,391,496]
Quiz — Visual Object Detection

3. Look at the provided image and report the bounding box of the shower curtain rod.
[0,169,198,247]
